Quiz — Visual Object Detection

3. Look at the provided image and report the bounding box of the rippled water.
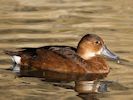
[0,0,133,100]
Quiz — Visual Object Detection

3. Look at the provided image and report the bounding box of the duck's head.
[77,34,119,61]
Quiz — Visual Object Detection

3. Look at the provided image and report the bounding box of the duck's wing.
[21,46,76,54]
[48,46,76,57]
[38,46,88,67]
[20,46,77,57]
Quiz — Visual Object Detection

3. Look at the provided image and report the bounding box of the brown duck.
[5,34,119,81]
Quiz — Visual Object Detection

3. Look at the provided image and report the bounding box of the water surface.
[0,0,133,100]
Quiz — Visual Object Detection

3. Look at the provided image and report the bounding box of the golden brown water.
[0,0,133,100]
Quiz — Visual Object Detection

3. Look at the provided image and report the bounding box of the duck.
[4,34,119,81]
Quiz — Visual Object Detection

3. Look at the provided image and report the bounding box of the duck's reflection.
[7,64,112,99]
[18,65,108,91]
[78,93,99,100]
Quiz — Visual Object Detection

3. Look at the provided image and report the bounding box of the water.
[0,0,133,100]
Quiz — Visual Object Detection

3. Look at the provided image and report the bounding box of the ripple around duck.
[0,18,55,24]
[0,38,76,43]
[0,29,51,34]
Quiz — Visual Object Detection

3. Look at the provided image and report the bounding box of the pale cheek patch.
[97,48,103,55]
[87,52,95,58]
[12,56,21,64]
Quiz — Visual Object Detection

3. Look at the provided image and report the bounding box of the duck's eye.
[95,41,100,44]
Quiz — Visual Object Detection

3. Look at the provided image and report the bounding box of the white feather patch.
[12,56,21,64]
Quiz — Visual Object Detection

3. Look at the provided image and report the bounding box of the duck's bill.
[101,45,120,63]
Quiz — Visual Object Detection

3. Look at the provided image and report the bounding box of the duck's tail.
[4,50,18,56]
[4,50,21,65]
